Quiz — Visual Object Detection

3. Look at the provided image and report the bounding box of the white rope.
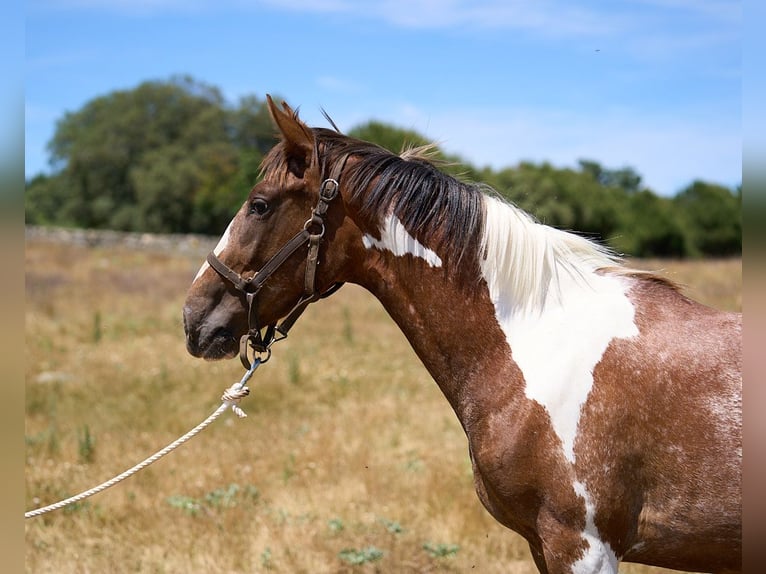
[25,360,260,519]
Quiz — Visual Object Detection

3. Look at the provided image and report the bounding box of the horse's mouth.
[185,326,239,360]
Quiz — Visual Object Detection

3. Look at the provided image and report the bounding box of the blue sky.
[25,0,741,196]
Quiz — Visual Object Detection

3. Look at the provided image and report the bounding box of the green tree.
[349,121,431,155]
[493,161,623,244]
[579,159,642,193]
[610,190,688,257]
[231,94,280,156]
[25,173,60,225]
[673,181,741,256]
[25,76,277,234]
[25,81,741,258]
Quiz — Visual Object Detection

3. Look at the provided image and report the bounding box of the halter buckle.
[319,178,339,201]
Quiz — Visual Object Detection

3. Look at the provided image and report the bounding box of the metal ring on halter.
[240,334,272,370]
[303,216,325,239]
[255,346,272,363]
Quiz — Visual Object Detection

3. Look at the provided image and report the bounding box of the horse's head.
[183,96,360,362]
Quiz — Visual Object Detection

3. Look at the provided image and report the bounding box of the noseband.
[205,156,348,369]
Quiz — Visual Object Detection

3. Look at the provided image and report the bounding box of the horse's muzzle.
[183,304,239,360]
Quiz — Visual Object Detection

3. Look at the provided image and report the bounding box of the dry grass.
[24,238,741,573]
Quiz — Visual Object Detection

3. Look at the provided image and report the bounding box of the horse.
[183,96,742,574]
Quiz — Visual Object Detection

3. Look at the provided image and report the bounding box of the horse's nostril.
[182,305,197,336]
[212,327,236,344]
[182,306,201,354]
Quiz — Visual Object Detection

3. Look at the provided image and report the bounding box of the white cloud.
[635,0,741,23]
[315,75,363,95]
[25,0,740,191]
[30,0,738,63]
[260,0,626,36]
[32,0,626,37]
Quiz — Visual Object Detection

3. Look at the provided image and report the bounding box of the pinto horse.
[183,97,742,574]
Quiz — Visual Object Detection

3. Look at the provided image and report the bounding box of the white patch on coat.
[479,195,638,463]
[571,481,619,574]
[363,213,443,268]
[193,219,234,283]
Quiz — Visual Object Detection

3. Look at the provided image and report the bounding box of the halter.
[205,155,348,369]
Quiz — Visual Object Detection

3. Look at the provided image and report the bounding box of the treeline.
[25,76,741,258]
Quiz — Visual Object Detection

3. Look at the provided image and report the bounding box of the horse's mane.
[261,123,676,307]
[321,128,486,272]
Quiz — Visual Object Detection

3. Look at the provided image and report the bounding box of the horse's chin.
[201,346,238,361]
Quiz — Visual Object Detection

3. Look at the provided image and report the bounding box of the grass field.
[24,236,741,573]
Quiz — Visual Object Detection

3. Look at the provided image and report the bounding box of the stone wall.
[25,226,217,256]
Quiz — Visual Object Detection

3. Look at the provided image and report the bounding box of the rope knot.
[221,385,250,418]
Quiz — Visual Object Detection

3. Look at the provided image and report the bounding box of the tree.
[230,94,280,156]
[349,121,431,155]
[674,181,741,256]
[579,159,642,193]
[24,173,60,225]
[495,162,622,244]
[25,76,278,234]
[610,190,688,257]
[25,80,741,258]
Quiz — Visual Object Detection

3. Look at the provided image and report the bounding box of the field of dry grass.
[24,236,741,573]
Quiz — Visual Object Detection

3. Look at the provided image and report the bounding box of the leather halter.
[206,156,348,369]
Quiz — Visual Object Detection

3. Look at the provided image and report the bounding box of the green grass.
[24,238,741,573]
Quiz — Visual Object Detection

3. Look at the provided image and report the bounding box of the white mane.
[480,194,620,315]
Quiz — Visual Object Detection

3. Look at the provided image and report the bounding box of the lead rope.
[24,359,261,519]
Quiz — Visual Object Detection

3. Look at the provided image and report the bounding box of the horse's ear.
[266,94,315,178]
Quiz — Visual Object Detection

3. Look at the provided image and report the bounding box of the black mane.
[315,128,486,272]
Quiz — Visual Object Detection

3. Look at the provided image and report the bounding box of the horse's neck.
[358,259,518,418]
[355,246,639,437]
[346,192,637,430]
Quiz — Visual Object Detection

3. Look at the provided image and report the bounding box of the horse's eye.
[248,198,270,218]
